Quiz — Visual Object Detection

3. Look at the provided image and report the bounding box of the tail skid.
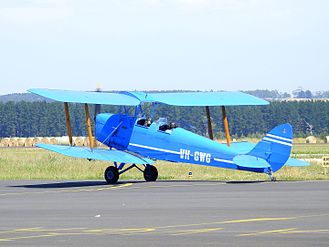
[248,123,293,173]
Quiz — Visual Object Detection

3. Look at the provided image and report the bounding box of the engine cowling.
[95,113,136,150]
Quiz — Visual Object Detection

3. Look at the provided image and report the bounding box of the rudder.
[248,123,293,172]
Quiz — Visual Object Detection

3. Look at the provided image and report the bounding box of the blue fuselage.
[95,113,267,173]
[127,121,240,170]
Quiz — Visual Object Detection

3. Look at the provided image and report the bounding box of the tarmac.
[0,179,328,246]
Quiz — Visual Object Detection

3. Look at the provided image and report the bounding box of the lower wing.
[37,143,154,165]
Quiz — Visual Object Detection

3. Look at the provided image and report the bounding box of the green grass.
[0,145,328,181]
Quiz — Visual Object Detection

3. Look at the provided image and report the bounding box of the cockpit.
[136,117,152,127]
[156,118,177,132]
[136,117,177,133]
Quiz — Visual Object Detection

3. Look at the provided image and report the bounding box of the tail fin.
[248,123,293,172]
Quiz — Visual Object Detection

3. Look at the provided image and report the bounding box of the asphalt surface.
[0,180,329,246]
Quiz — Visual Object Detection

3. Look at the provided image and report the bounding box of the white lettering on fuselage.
[180,148,190,160]
[180,149,211,164]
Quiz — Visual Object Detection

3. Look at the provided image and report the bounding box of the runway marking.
[239,228,297,236]
[239,228,329,237]
[0,227,156,242]
[1,214,328,242]
[281,229,329,234]
[171,228,224,236]
[156,216,295,229]
[0,183,132,196]
[221,217,296,224]
[0,227,42,234]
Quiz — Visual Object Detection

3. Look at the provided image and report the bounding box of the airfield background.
[0,92,329,139]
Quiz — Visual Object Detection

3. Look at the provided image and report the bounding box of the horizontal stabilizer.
[233,155,270,169]
[36,144,154,165]
[230,141,256,154]
[285,158,310,167]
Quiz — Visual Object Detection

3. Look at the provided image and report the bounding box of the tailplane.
[248,123,293,172]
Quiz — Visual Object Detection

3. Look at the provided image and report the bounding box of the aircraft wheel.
[104,166,119,184]
[143,165,158,182]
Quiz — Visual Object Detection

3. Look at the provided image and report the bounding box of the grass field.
[0,144,328,181]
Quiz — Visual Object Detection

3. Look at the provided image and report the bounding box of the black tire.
[104,166,119,184]
[143,165,158,182]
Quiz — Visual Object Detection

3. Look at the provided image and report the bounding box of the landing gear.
[266,168,276,182]
[103,163,158,184]
[143,165,158,182]
[104,166,119,184]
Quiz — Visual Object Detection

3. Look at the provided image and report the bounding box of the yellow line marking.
[0,227,88,236]
[239,228,297,236]
[222,217,297,224]
[171,228,224,236]
[0,227,42,235]
[16,227,87,232]
[15,227,43,232]
[0,233,60,242]
[281,229,329,234]
[0,227,156,242]
[156,217,295,229]
[1,214,328,242]
[83,229,104,233]
[82,228,155,234]
[113,228,156,235]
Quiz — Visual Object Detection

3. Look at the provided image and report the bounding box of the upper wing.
[28,88,140,106]
[146,91,269,106]
[37,143,154,164]
[29,89,268,107]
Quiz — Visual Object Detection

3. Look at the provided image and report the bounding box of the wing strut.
[205,106,214,140]
[221,106,231,147]
[84,103,94,150]
[64,102,73,146]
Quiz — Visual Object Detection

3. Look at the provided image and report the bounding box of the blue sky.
[0,0,328,95]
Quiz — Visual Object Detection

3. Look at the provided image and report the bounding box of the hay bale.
[306,136,317,144]
[25,138,34,147]
[17,138,26,147]
[324,136,329,144]
[40,137,50,144]
[97,141,107,148]
[49,137,58,145]
[0,138,10,147]
[9,138,18,147]
[56,136,70,145]
[32,137,41,146]
[74,137,84,146]
[83,137,89,147]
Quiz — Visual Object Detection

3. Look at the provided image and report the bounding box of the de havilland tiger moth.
[28,88,309,184]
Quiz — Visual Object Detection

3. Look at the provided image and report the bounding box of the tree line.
[0,101,328,138]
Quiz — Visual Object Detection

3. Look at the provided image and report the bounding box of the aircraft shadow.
[10,181,110,189]
[157,180,267,184]
[9,179,270,189]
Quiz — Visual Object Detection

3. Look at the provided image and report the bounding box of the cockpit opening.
[156,118,178,132]
[136,118,152,127]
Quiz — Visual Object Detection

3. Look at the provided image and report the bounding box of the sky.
[0,0,328,95]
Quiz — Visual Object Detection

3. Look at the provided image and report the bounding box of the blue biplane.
[29,89,308,183]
